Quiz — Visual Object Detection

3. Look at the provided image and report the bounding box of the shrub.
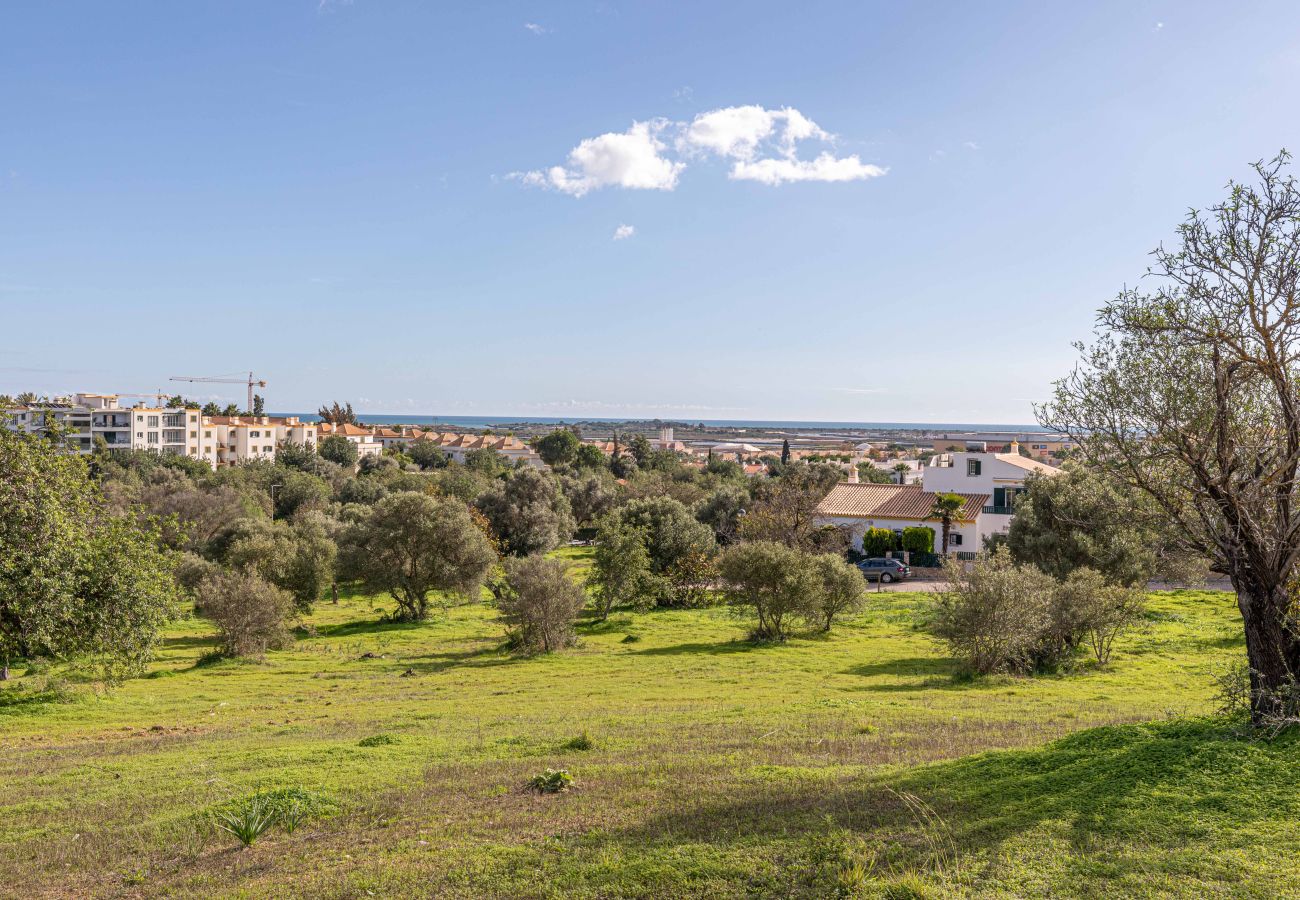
[563,731,593,751]
[718,541,820,641]
[492,555,587,655]
[589,519,657,620]
[934,551,1147,675]
[358,733,401,747]
[901,526,934,555]
[933,548,1055,674]
[212,787,332,845]
[195,570,294,658]
[808,553,866,632]
[1055,568,1146,666]
[861,527,899,557]
[531,768,574,793]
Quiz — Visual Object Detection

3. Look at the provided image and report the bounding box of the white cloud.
[730,153,886,186]
[524,22,548,34]
[612,224,636,241]
[512,120,683,197]
[679,105,831,160]
[963,140,980,151]
[515,104,883,196]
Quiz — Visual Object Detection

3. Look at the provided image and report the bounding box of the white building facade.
[921,441,1059,543]
[4,395,316,469]
[814,481,987,555]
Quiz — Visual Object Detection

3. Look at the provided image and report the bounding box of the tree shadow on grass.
[577,615,637,635]
[399,642,522,675]
[161,634,221,652]
[317,617,429,639]
[631,640,759,657]
[582,718,1299,879]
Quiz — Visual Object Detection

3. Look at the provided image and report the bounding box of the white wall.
[816,514,979,554]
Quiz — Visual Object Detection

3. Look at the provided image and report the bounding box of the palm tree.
[928,492,966,556]
[892,462,910,484]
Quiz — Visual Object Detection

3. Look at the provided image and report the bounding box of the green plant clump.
[531,768,574,793]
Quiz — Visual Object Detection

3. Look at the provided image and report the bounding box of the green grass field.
[1,551,1291,898]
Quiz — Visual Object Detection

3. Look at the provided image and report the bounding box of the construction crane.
[169,372,267,414]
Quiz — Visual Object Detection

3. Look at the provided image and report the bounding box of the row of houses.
[813,440,1059,553]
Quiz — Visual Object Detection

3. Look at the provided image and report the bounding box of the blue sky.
[3,2,1300,423]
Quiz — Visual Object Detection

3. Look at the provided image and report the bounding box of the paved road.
[872,577,1233,594]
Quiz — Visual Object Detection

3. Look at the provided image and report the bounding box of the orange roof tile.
[815,483,987,522]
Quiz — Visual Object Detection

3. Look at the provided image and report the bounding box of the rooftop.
[816,482,988,522]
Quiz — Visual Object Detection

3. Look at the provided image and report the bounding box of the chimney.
[847,465,859,484]
[1009,439,1020,454]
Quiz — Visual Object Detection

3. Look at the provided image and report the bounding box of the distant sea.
[275,413,1049,433]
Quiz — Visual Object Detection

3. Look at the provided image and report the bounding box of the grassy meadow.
[1,548,1293,898]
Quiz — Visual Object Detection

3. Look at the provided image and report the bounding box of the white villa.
[814,476,987,554]
[921,439,1059,543]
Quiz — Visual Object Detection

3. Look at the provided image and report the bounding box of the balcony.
[982,505,1017,516]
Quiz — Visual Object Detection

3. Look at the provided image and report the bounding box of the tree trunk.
[1235,581,1300,723]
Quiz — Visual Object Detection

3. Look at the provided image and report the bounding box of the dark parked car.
[857,557,911,583]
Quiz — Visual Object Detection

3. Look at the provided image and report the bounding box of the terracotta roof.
[816,483,987,522]
[994,453,1058,474]
[409,431,531,452]
[318,422,373,437]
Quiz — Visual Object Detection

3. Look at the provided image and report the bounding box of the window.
[136,432,143,439]
[967,459,981,477]
[190,431,197,438]
[147,431,159,445]
[250,430,260,438]
[147,415,159,427]
[204,430,212,438]
[189,415,197,423]
[952,533,963,546]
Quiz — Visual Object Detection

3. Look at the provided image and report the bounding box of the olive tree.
[476,467,576,556]
[196,569,294,658]
[318,434,359,468]
[1042,153,1300,721]
[718,541,820,641]
[341,492,496,622]
[589,519,656,620]
[1008,464,1202,587]
[0,429,177,680]
[809,553,866,632]
[492,555,587,654]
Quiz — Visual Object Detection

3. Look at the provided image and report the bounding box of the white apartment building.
[203,416,318,468]
[3,394,316,469]
[317,422,384,460]
[5,394,205,458]
[921,440,1060,543]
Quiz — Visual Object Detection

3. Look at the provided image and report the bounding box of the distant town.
[2,387,1074,555]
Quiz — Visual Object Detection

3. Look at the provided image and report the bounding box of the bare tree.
[1043,152,1300,721]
